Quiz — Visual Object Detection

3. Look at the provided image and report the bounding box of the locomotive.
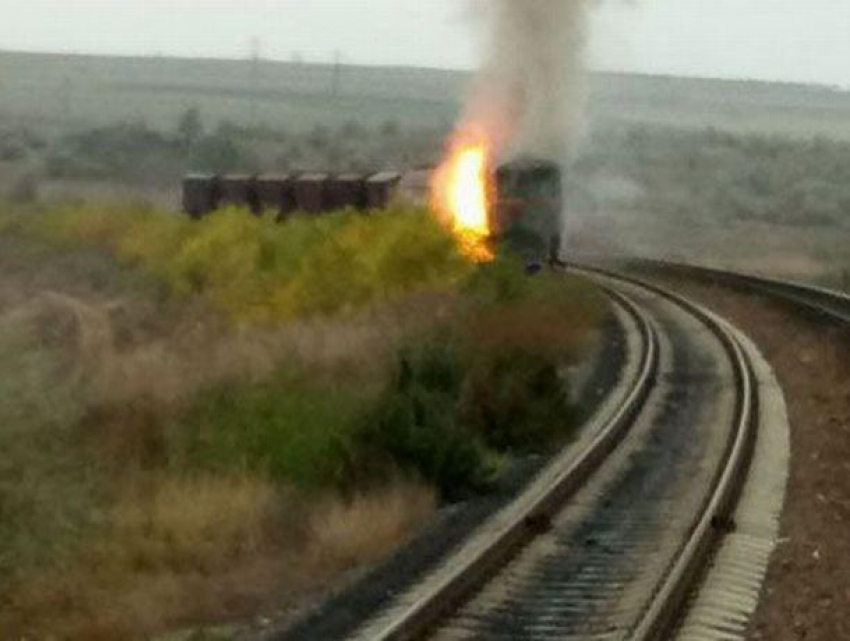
[493,158,563,266]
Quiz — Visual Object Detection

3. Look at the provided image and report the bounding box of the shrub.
[21,203,472,323]
[47,122,179,180]
[189,131,246,173]
[461,350,575,451]
[279,207,470,317]
[172,369,370,489]
[361,268,600,499]
[176,107,204,149]
[361,339,493,499]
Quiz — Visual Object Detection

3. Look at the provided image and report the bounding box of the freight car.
[182,171,401,218]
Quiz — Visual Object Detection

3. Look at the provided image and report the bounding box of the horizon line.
[0,46,845,92]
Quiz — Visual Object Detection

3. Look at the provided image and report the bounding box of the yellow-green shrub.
[12,203,473,323]
[21,203,191,275]
[277,208,471,317]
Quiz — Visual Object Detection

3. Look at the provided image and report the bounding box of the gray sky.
[2,0,849,87]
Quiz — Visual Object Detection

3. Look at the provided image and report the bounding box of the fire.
[431,132,495,262]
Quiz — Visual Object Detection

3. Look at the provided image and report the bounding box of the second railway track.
[346,266,778,641]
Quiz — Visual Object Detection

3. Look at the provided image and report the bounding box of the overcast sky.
[2,0,848,87]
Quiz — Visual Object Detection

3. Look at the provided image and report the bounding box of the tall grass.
[0,208,606,638]
[0,289,439,639]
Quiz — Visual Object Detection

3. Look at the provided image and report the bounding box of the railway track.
[622,258,850,326]
[340,266,782,641]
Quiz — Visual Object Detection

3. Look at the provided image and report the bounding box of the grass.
[5,50,850,139]
[0,206,605,639]
[0,297,438,639]
[0,307,96,578]
[5,475,435,640]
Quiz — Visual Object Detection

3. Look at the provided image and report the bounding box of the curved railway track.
[343,266,772,641]
[270,261,850,641]
[622,258,850,325]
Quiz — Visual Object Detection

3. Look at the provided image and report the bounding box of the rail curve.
[345,266,764,641]
[623,258,850,325]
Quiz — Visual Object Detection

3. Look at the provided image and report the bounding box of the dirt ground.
[658,277,850,641]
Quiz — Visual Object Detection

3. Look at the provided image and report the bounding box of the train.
[182,159,563,263]
[181,171,404,219]
[493,158,563,265]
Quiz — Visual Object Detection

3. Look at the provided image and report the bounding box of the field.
[0,202,605,638]
[4,50,850,138]
[1,50,848,288]
[0,46,848,637]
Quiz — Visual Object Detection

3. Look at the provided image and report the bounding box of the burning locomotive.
[181,159,563,265]
[493,158,563,265]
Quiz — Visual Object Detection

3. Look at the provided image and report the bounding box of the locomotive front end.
[493,159,564,266]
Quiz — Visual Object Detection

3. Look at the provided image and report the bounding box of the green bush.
[361,298,590,499]
[361,339,493,499]
[575,124,850,228]
[461,350,575,451]
[462,254,529,305]
[173,370,370,489]
[189,131,247,174]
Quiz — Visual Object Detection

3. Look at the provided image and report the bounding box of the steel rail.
[572,265,760,640]
[355,264,765,641]
[625,258,850,325]
[360,284,660,641]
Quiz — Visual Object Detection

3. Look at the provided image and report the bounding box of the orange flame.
[431,131,495,263]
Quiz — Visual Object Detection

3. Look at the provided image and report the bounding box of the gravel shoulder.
[653,276,850,641]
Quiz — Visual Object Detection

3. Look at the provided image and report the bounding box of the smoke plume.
[463,0,592,162]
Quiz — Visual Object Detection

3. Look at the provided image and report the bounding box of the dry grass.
[4,473,283,639]
[4,477,436,640]
[0,227,605,639]
[463,297,599,361]
[306,481,438,575]
[0,266,456,416]
[0,237,443,640]
[101,475,284,574]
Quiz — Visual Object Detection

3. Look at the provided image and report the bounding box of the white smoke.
[463,0,592,162]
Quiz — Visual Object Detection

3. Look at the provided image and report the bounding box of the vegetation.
[572,126,850,229]
[11,203,471,322]
[1,51,846,289]
[0,204,604,638]
[7,108,443,189]
[1,47,847,638]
